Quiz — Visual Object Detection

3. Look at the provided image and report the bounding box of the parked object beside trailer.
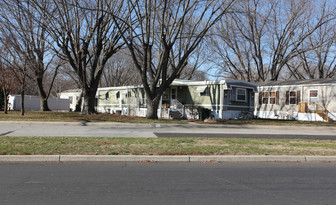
[59,89,82,111]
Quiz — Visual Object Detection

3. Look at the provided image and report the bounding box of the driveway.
[0,121,336,139]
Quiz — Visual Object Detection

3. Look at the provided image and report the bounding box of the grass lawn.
[1,136,336,156]
[0,111,335,126]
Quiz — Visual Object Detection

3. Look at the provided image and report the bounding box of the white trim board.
[259,83,336,89]
[185,104,253,108]
[98,104,138,106]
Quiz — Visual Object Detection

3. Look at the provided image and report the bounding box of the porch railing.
[298,102,331,122]
[171,99,185,117]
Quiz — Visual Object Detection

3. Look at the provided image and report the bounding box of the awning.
[196,86,207,92]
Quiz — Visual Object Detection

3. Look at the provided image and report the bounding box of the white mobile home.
[255,78,336,122]
[59,89,82,111]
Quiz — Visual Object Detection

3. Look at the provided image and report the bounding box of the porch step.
[317,112,335,122]
[169,110,183,120]
[299,102,335,122]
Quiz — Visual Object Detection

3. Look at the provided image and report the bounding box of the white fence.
[8,95,70,111]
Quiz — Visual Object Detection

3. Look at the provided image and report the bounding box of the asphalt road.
[0,121,336,139]
[1,162,336,205]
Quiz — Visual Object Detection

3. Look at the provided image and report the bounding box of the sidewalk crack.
[0,131,14,136]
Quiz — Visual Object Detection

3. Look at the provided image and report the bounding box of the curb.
[1,155,336,163]
[189,155,306,162]
[60,155,189,162]
[0,155,60,162]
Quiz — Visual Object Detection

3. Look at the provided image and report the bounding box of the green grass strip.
[1,136,336,156]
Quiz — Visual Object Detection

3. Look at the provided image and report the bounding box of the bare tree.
[286,2,336,80]
[100,48,208,87]
[0,63,13,114]
[208,0,274,82]
[0,86,3,111]
[0,52,22,114]
[114,0,234,119]
[210,0,335,82]
[178,66,208,81]
[177,43,208,81]
[0,0,60,111]
[32,0,128,114]
[100,50,142,87]
[45,61,76,98]
[0,38,29,115]
[267,0,333,81]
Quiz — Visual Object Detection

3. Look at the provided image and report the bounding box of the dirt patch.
[194,139,229,147]
[258,144,336,153]
[100,141,117,145]
[157,151,206,155]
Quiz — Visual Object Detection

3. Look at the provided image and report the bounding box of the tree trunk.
[20,73,26,116]
[20,89,25,116]
[81,88,97,115]
[146,98,160,119]
[75,92,83,112]
[36,77,50,111]
[40,98,50,111]
[3,91,8,114]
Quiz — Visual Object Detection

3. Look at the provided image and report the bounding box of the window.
[69,96,73,104]
[197,86,209,96]
[262,92,269,104]
[289,91,296,104]
[200,87,210,96]
[309,90,318,103]
[261,92,276,105]
[116,91,120,100]
[236,88,246,101]
[269,92,276,104]
[171,88,177,99]
[286,90,300,105]
[105,92,109,100]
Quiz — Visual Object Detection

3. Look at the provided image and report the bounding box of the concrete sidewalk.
[1,155,336,163]
[1,120,336,130]
[1,120,336,138]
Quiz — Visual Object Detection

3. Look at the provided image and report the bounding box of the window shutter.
[259,92,263,105]
[297,91,301,104]
[251,92,255,105]
[276,91,279,105]
[227,90,230,101]
[285,91,289,105]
